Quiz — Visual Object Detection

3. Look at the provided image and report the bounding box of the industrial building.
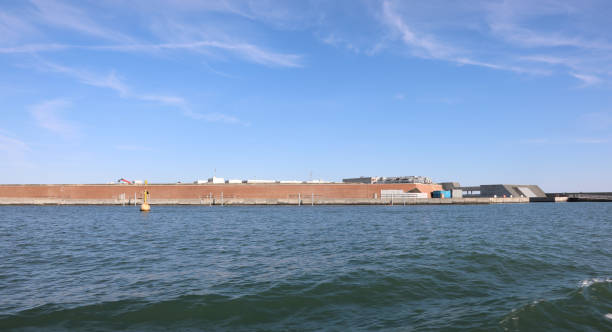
[440,183,546,198]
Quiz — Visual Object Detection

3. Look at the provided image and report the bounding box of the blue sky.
[1,0,611,191]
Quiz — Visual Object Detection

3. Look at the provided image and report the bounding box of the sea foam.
[579,278,612,288]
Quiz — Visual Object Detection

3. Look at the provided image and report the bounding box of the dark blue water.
[0,203,611,331]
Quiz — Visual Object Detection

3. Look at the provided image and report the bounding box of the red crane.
[118,178,133,184]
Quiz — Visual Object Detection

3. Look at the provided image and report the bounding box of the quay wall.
[0,197,529,205]
[0,183,442,201]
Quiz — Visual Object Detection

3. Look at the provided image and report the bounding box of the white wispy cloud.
[322,34,361,54]
[29,99,79,138]
[184,111,246,125]
[489,23,612,50]
[379,1,544,75]
[0,1,302,68]
[570,72,602,86]
[132,0,320,30]
[0,132,34,170]
[371,0,612,83]
[482,0,612,83]
[29,0,133,43]
[0,43,71,53]
[40,61,130,96]
[3,0,611,85]
[0,132,30,153]
[138,94,186,107]
[381,1,454,60]
[0,41,302,68]
[36,60,247,125]
[454,57,549,75]
[0,11,37,44]
[519,55,577,67]
[574,138,608,144]
[96,41,302,67]
[37,60,179,103]
[484,0,611,51]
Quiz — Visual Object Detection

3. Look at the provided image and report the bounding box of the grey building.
[439,182,461,191]
[342,177,378,184]
[459,184,546,198]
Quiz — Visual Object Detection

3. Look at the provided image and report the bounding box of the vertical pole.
[134,192,136,205]
[209,192,212,206]
[391,193,394,206]
[298,193,301,206]
[221,192,224,206]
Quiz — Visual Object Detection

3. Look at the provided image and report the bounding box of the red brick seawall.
[0,183,442,200]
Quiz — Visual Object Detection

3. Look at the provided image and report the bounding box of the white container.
[226,179,242,184]
[208,177,225,184]
[246,179,275,184]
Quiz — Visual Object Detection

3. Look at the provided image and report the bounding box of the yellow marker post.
[140,180,151,211]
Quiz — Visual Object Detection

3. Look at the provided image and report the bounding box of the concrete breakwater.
[0,197,530,205]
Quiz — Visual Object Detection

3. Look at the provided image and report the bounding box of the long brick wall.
[0,183,442,200]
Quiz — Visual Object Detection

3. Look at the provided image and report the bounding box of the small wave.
[0,273,426,331]
[499,279,612,331]
[579,277,612,288]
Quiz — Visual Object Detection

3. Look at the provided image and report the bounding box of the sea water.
[0,203,610,331]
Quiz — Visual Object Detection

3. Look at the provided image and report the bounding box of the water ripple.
[0,203,610,331]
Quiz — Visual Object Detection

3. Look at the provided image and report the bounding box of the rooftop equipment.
[342,176,433,184]
[379,176,433,184]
